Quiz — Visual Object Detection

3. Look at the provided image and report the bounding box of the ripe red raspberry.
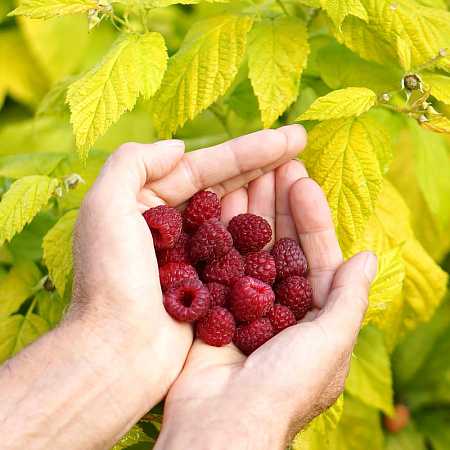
[271,237,307,279]
[202,247,245,287]
[156,231,191,267]
[164,278,210,322]
[196,306,236,347]
[229,276,275,322]
[184,190,221,233]
[206,282,231,308]
[227,213,272,253]
[189,219,233,262]
[143,205,182,251]
[244,250,276,285]
[159,262,199,292]
[233,318,274,355]
[274,275,312,320]
[266,304,296,334]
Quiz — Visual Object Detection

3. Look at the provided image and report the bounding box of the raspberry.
[227,213,272,253]
[233,318,274,355]
[206,282,231,308]
[274,275,312,320]
[244,250,276,285]
[159,262,199,292]
[196,306,236,347]
[266,304,296,334]
[229,276,275,322]
[143,205,182,251]
[189,219,233,262]
[184,190,221,233]
[164,278,210,322]
[156,231,191,267]
[202,247,245,287]
[271,237,307,279]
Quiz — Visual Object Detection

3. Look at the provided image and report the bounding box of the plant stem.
[102,9,135,32]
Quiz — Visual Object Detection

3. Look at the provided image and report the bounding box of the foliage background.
[0,0,449,448]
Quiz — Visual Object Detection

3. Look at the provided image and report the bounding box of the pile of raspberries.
[143,190,312,355]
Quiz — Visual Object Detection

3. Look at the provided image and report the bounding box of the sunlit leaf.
[8,0,98,19]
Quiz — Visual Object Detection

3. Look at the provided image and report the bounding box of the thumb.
[316,251,378,341]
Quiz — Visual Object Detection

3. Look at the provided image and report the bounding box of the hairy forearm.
[0,317,159,450]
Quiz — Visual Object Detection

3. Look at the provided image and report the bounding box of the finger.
[247,171,276,248]
[221,188,248,226]
[275,160,308,242]
[315,251,378,343]
[290,178,344,309]
[148,125,307,206]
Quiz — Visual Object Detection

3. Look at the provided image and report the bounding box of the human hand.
[154,160,378,449]
[69,125,307,410]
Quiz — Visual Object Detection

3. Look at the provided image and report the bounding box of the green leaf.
[396,36,411,71]
[364,245,405,326]
[152,13,253,138]
[297,87,377,121]
[0,175,59,246]
[42,209,78,297]
[36,289,67,329]
[420,114,450,133]
[300,116,393,254]
[415,408,450,450]
[247,17,309,128]
[319,0,368,27]
[332,0,450,69]
[385,420,426,450]
[409,121,450,229]
[225,78,260,120]
[0,313,49,364]
[67,32,168,163]
[316,42,402,92]
[422,72,450,106]
[346,324,394,415]
[0,153,66,178]
[111,424,154,450]
[37,75,78,118]
[8,0,98,19]
[0,261,41,319]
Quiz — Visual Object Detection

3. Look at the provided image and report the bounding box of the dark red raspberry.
[227,213,272,253]
[164,278,210,322]
[189,219,233,261]
[271,237,307,279]
[196,306,236,347]
[266,304,296,334]
[159,262,198,292]
[206,282,231,308]
[244,250,276,285]
[184,190,221,233]
[274,275,312,320]
[202,247,245,287]
[143,205,182,251]
[156,231,191,267]
[229,276,275,322]
[233,318,274,355]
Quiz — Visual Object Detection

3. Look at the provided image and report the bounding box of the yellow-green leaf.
[297,87,377,121]
[0,175,59,246]
[420,115,450,133]
[152,13,253,138]
[8,0,98,19]
[300,116,393,254]
[409,122,450,229]
[422,72,450,106]
[36,290,67,329]
[247,17,309,128]
[0,261,41,319]
[320,0,368,27]
[111,424,154,450]
[346,324,394,415]
[0,313,49,364]
[42,209,78,297]
[0,153,66,178]
[396,36,411,71]
[67,32,168,163]
[332,0,450,70]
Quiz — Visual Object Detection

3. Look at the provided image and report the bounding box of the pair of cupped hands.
[71,124,377,449]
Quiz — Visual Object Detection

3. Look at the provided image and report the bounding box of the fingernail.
[363,251,378,284]
[154,139,184,147]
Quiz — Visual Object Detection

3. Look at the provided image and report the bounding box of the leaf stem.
[102,9,135,32]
